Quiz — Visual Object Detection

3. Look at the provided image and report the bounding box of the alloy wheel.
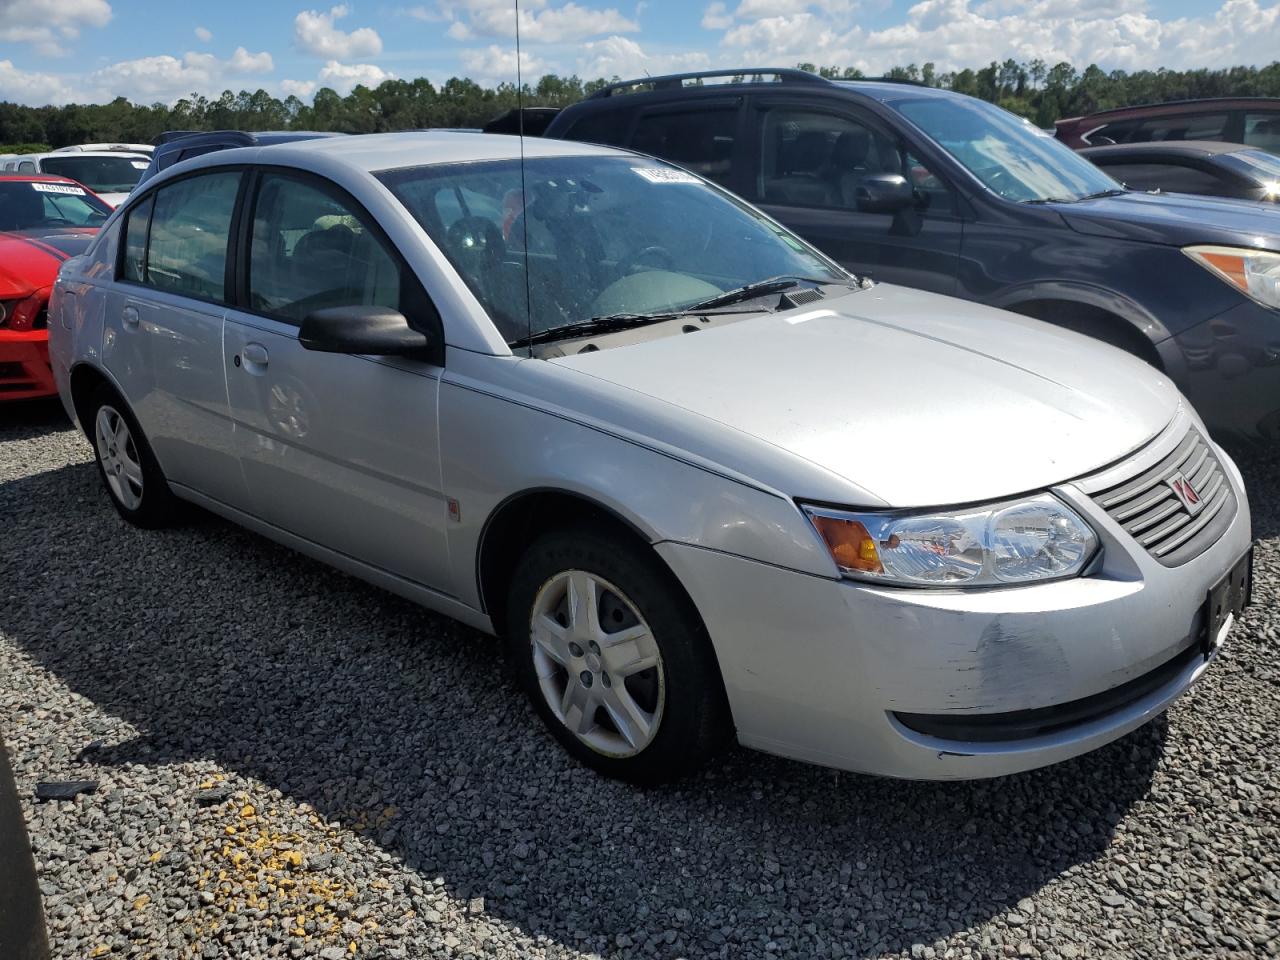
[94,404,144,511]
[529,569,665,758]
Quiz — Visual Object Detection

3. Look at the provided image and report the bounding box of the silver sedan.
[48,132,1253,783]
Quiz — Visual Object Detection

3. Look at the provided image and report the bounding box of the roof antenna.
[514,0,533,352]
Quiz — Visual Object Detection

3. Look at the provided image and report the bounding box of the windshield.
[377,156,846,345]
[898,97,1121,203]
[0,180,111,230]
[40,155,148,194]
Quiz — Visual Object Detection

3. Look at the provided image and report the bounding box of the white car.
[48,133,1253,784]
[1,150,150,206]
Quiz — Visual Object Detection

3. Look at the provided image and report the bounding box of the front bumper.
[0,329,55,401]
[1169,299,1280,439]
[658,418,1253,779]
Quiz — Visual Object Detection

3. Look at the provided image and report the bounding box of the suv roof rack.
[588,68,830,99]
[857,76,930,87]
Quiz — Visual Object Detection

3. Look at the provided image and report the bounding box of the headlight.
[802,494,1098,587]
[1185,244,1280,310]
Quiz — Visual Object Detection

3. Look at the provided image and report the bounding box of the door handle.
[121,305,140,329]
[240,342,269,373]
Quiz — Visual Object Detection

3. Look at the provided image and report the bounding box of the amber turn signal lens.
[1196,251,1249,291]
[809,514,884,574]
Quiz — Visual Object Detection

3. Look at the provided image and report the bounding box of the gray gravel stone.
[3,398,1279,960]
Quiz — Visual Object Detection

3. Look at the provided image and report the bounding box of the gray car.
[48,133,1254,784]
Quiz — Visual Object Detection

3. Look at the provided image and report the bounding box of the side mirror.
[299,305,433,357]
[855,173,915,213]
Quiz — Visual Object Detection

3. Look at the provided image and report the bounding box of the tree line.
[3,59,1280,152]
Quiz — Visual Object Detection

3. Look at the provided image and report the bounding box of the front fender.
[438,366,839,609]
[987,280,1173,344]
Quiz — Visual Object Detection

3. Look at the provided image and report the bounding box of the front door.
[223,169,453,593]
[744,100,964,294]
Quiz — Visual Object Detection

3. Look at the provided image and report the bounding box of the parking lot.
[0,398,1275,960]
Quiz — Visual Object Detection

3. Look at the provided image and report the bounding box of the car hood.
[1061,190,1280,248]
[549,285,1180,507]
[0,228,97,298]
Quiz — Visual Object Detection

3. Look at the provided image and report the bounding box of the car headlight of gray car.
[1184,245,1280,311]
[802,494,1099,587]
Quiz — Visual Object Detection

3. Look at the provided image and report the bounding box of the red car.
[0,175,110,400]
[1055,97,1280,152]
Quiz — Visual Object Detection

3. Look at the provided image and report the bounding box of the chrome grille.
[1092,428,1235,567]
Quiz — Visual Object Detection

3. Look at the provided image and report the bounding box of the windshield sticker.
[31,182,86,196]
[131,160,149,169]
[632,167,700,184]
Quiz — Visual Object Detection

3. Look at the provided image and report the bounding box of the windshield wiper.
[682,275,844,312]
[508,312,685,348]
[509,275,858,348]
[1023,188,1127,205]
[1077,188,1128,201]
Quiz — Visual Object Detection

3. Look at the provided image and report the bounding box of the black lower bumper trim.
[893,640,1202,743]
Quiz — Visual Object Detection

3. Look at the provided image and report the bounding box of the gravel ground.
[2,396,1278,960]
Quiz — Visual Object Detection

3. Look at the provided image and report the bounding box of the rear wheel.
[88,384,179,528]
[506,527,730,784]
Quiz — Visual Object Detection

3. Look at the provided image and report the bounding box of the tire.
[87,383,180,528]
[506,526,731,785]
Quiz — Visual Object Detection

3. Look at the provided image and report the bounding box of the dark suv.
[545,69,1280,439]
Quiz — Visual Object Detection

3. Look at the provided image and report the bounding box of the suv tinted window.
[566,110,632,147]
[757,107,953,213]
[248,173,401,323]
[143,171,240,301]
[1244,113,1280,153]
[630,108,736,186]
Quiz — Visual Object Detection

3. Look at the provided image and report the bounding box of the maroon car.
[1055,97,1280,153]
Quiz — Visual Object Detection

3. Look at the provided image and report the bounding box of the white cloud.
[575,36,712,79]
[194,25,212,42]
[294,4,383,59]
[87,47,274,102]
[0,0,112,55]
[459,43,544,84]
[701,2,733,29]
[427,0,639,43]
[281,78,318,97]
[0,59,75,104]
[712,0,1280,75]
[402,3,447,20]
[317,59,394,92]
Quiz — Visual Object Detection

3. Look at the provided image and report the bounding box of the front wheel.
[506,528,730,784]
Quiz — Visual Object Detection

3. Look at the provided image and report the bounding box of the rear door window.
[629,107,737,187]
[566,110,633,147]
[1094,112,1230,145]
[1244,113,1280,153]
[143,170,241,301]
[121,195,153,283]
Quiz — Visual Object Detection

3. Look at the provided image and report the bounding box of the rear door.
[102,169,248,508]
[741,97,964,293]
[222,168,453,592]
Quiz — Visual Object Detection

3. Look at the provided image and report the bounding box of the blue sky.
[1,0,1278,106]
